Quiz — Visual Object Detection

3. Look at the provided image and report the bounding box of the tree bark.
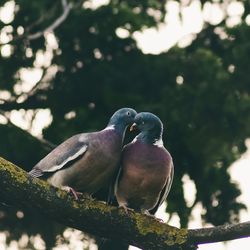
[0,157,250,249]
[0,157,190,250]
[188,221,250,244]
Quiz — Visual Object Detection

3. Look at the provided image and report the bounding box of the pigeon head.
[131,112,163,144]
[108,108,137,130]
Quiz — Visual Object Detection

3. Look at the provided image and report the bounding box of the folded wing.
[29,134,88,178]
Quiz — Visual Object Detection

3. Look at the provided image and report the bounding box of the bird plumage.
[115,112,174,214]
[29,108,137,196]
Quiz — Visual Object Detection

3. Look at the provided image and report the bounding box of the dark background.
[0,0,250,249]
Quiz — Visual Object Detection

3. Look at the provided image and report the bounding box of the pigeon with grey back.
[115,112,174,214]
[29,108,137,199]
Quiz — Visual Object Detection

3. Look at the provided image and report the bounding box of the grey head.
[131,112,164,145]
[107,108,137,134]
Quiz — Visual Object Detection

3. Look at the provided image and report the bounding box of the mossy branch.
[0,157,250,249]
[0,157,189,250]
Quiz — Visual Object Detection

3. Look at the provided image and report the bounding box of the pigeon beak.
[129,123,137,131]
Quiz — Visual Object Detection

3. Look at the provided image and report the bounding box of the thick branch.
[0,157,189,250]
[0,157,250,249]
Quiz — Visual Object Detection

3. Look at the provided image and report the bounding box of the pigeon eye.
[141,121,145,125]
[127,111,131,116]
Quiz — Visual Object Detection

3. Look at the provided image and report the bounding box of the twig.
[188,221,250,244]
[0,0,73,46]
[27,0,73,40]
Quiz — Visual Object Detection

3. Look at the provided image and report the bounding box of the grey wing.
[29,134,88,178]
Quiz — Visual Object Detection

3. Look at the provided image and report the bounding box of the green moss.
[132,211,188,246]
[164,228,188,246]
[82,199,114,214]
[0,157,27,184]
[134,213,166,235]
[56,189,69,199]
[40,181,53,191]
[175,229,188,244]
[0,156,188,249]
[13,170,28,184]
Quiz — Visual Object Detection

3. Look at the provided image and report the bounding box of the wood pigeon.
[29,108,137,199]
[115,112,174,214]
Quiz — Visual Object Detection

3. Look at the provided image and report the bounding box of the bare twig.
[25,3,59,33]
[188,221,250,244]
[0,0,72,46]
[27,0,73,40]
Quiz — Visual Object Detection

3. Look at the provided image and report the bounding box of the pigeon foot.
[119,204,134,214]
[62,186,82,200]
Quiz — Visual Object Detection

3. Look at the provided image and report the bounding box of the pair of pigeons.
[29,108,174,215]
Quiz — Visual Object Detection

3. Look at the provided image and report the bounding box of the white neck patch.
[103,124,115,131]
[153,138,164,148]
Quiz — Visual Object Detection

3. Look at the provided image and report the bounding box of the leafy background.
[0,0,250,249]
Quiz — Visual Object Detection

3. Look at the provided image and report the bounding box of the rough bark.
[188,221,250,244]
[0,157,189,250]
[0,157,250,249]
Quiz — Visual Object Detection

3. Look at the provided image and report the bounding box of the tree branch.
[27,0,73,40]
[0,0,72,46]
[0,157,249,249]
[188,222,250,245]
[0,157,190,250]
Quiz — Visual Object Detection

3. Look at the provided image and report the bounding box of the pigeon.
[29,108,137,199]
[115,112,174,214]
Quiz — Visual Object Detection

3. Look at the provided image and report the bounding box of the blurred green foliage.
[0,0,250,249]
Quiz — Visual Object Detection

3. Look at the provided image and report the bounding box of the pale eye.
[141,121,145,125]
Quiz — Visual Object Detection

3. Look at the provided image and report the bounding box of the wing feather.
[29,134,88,178]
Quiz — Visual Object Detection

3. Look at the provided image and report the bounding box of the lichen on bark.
[0,156,190,250]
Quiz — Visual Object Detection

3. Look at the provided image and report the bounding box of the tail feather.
[28,168,44,178]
